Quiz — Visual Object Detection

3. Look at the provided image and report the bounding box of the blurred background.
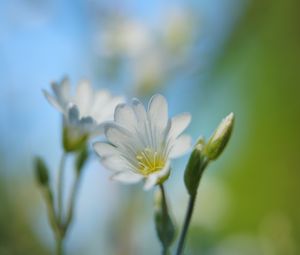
[1,0,300,254]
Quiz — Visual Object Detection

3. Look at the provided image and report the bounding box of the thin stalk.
[56,236,64,255]
[158,184,172,255]
[176,194,196,255]
[176,160,209,255]
[57,153,67,223]
[64,173,81,231]
[159,184,168,215]
[42,187,64,255]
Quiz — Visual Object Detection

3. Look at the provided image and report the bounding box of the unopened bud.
[34,157,49,186]
[184,138,207,196]
[205,113,234,160]
[154,188,176,251]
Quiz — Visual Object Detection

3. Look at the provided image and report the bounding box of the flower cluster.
[38,76,234,255]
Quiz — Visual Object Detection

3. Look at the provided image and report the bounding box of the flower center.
[136,148,165,176]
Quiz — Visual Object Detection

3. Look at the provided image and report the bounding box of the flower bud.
[184,138,207,196]
[204,113,234,161]
[34,157,49,186]
[154,188,176,251]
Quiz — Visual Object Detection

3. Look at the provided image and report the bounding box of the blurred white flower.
[100,20,151,58]
[43,77,124,150]
[94,94,191,190]
[163,7,194,55]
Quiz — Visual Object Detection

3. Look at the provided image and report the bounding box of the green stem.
[162,247,170,255]
[65,172,81,230]
[159,184,168,216]
[42,187,64,255]
[56,236,64,255]
[176,160,209,255]
[58,153,67,223]
[159,184,172,255]
[176,194,196,255]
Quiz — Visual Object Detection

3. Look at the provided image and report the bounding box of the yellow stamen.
[136,148,165,176]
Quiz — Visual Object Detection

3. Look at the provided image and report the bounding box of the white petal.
[96,96,125,123]
[90,123,106,136]
[75,80,92,116]
[104,123,131,147]
[93,142,120,157]
[79,116,96,131]
[111,171,143,184]
[101,156,125,172]
[132,98,147,123]
[43,90,64,112]
[90,90,111,117]
[169,135,192,158]
[148,94,168,130]
[67,105,80,125]
[143,161,170,190]
[114,103,137,131]
[60,77,71,100]
[169,113,191,139]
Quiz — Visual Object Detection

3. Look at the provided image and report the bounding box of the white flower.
[43,77,124,136]
[93,94,192,190]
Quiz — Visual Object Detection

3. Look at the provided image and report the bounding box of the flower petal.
[114,103,137,132]
[104,123,131,147]
[93,142,120,157]
[111,171,143,184]
[169,113,191,139]
[143,161,170,190]
[132,98,147,123]
[60,77,71,100]
[148,94,168,131]
[101,155,126,172]
[43,90,64,112]
[90,90,111,118]
[75,80,92,116]
[79,116,96,131]
[169,135,192,158]
[96,96,125,123]
[68,105,80,125]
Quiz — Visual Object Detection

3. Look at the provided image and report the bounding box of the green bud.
[75,146,89,175]
[63,125,88,153]
[204,113,234,161]
[34,157,49,186]
[154,187,176,251]
[184,138,207,196]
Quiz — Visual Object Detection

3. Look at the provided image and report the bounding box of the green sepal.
[154,187,176,252]
[184,138,207,196]
[62,126,88,153]
[34,156,50,186]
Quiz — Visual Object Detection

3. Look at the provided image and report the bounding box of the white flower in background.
[99,19,151,57]
[44,77,124,151]
[93,94,192,190]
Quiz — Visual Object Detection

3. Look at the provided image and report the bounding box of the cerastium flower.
[35,77,124,255]
[94,94,191,254]
[93,94,192,190]
[44,77,124,151]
